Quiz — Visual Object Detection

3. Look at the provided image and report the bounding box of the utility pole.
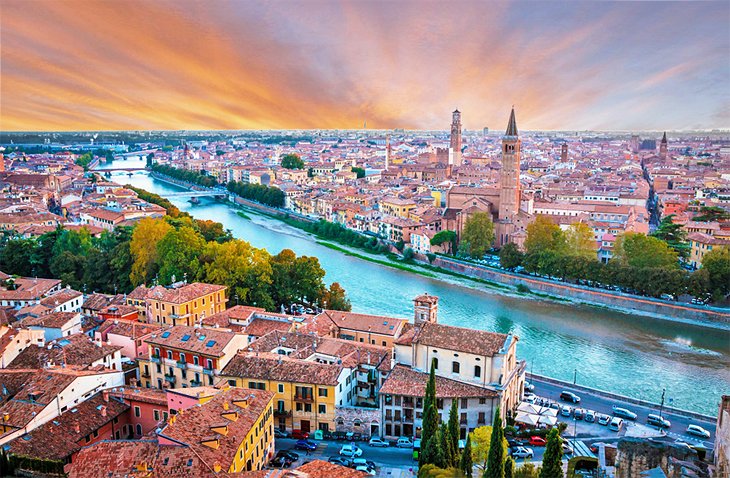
[573,368,577,385]
[659,388,666,418]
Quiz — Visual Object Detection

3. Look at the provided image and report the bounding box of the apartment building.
[145,282,227,326]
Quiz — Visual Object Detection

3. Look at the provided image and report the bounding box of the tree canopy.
[281,153,305,169]
[460,212,495,258]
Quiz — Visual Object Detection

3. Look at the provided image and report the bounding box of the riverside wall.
[429,256,730,326]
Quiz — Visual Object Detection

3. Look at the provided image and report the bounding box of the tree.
[196,219,231,243]
[651,215,689,258]
[564,223,596,259]
[470,426,494,472]
[352,166,366,178]
[701,247,730,301]
[321,282,352,311]
[431,230,458,255]
[130,218,173,285]
[281,153,305,169]
[505,457,515,478]
[156,226,206,284]
[448,399,460,465]
[499,243,523,271]
[484,407,505,478]
[403,247,415,260]
[613,232,679,269]
[460,212,495,258]
[460,434,473,478]
[514,463,540,478]
[539,428,563,478]
[420,359,439,467]
[440,423,457,469]
[693,206,730,222]
[525,215,566,255]
[0,239,36,277]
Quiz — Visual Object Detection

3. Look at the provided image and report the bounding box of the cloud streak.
[1,0,728,131]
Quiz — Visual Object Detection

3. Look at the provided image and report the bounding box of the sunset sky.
[1,1,728,132]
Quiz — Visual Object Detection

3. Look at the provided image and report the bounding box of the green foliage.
[614,232,679,269]
[693,206,730,222]
[418,464,467,478]
[499,243,523,270]
[460,212,495,258]
[281,153,305,169]
[448,399,460,466]
[701,247,730,301]
[505,457,515,478]
[125,185,188,219]
[484,408,505,478]
[421,358,440,468]
[227,180,286,208]
[460,434,474,478]
[526,216,567,255]
[650,215,689,258]
[151,163,218,188]
[352,166,366,178]
[427,252,437,263]
[516,284,531,294]
[75,152,94,170]
[403,247,415,260]
[441,423,457,469]
[321,282,352,311]
[539,428,563,478]
[431,230,458,254]
[514,463,541,478]
[146,152,155,167]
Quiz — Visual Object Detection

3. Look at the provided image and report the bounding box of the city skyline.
[1,0,729,132]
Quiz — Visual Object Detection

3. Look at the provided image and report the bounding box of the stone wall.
[334,406,380,437]
[615,438,707,478]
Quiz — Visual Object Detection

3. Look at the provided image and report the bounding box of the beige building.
[145,282,227,326]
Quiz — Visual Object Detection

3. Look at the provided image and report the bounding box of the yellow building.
[380,197,417,218]
[688,232,730,269]
[145,282,227,326]
[220,352,347,434]
[158,387,275,473]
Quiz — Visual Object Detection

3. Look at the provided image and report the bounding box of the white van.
[609,417,624,432]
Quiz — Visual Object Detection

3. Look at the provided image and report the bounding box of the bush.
[403,247,415,261]
[516,284,531,293]
[426,252,437,263]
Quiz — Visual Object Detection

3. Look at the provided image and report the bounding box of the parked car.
[511,446,534,459]
[397,437,414,448]
[574,408,586,420]
[339,444,363,457]
[528,436,547,446]
[686,424,711,439]
[646,414,671,429]
[584,410,596,423]
[560,391,581,403]
[355,465,376,476]
[612,406,638,420]
[608,417,624,432]
[328,456,352,467]
[368,438,389,447]
[274,429,290,438]
[562,442,574,454]
[524,381,535,392]
[507,438,525,448]
[560,405,573,417]
[548,402,561,410]
[295,440,317,451]
[291,430,310,440]
[269,456,292,468]
[352,458,377,469]
[276,450,299,461]
[523,394,537,404]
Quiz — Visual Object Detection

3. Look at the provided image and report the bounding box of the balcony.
[150,354,161,364]
[164,374,176,384]
[140,371,151,378]
[294,395,314,403]
[274,409,292,418]
[190,379,202,387]
[176,360,187,370]
[202,367,215,376]
[403,414,414,424]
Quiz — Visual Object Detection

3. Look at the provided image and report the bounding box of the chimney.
[100,405,107,417]
[213,462,222,473]
[74,422,80,434]
[102,390,109,402]
[223,401,229,411]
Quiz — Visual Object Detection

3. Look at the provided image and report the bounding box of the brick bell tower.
[414,294,439,325]
[450,109,463,167]
[496,108,521,247]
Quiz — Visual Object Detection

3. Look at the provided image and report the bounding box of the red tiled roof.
[395,321,508,357]
[380,364,497,398]
[7,333,120,369]
[147,282,226,304]
[144,326,238,357]
[318,310,408,336]
[221,352,343,386]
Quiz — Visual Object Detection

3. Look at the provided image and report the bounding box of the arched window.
[432,358,439,370]
[452,361,460,374]
[136,424,142,436]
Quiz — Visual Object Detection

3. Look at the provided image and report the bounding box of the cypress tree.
[448,398,461,461]
[539,428,564,478]
[484,407,505,478]
[420,358,439,467]
[505,457,515,478]
[460,434,474,478]
[440,423,457,468]
[433,426,447,469]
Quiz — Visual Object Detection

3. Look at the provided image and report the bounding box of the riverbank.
[145,172,730,328]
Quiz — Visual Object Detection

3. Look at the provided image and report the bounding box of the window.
[278,384,284,394]
[416,397,423,408]
[474,365,481,378]
[206,359,213,369]
[452,361,460,374]
[154,410,160,421]
[461,398,468,409]
[193,356,199,366]
[134,406,141,417]
[166,351,172,360]
[296,403,303,411]
[436,399,444,410]
[318,388,328,397]
[304,404,312,413]
[318,404,326,414]
[432,358,439,369]
[136,424,142,436]
[179,353,185,362]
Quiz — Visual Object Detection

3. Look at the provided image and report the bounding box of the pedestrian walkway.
[378,467,417,477]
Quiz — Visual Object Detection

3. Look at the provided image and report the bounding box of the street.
[275,437,416,470]
[528,377,716,446]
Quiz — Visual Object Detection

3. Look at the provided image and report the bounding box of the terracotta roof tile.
[380,364,497,398]
[7,333,120,369]
[395,321,508,357]
[222,352,342,385]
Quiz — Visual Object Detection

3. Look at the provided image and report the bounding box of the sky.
[1,0,728,132]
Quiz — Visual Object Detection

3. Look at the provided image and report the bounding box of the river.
[101,160,730,416]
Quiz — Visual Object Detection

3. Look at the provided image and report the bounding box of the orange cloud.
[0,0,727,131]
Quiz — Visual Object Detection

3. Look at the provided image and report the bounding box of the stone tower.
[560,143,568,162]
[414,294,438,325]
[660,131,668,160]
[499,108,521,222]
[385,134,391,170]
[450,109,463,166]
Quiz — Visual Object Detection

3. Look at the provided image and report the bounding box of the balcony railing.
[294,394,314,402]
[150,355,161,364]
[190,379,202,387]
[140,371,150,378]
[202,367,215,376]
[176,360,187,369]
[274,409,292,418]
[164,374,176,384]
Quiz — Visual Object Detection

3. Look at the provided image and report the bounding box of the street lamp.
[573,368,577,385]
[659,388,666,418]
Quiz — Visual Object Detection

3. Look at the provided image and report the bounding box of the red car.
[292,430,310,440]
[528,436,547,446]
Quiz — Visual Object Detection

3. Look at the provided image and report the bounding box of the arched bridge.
[159,190,228,198]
